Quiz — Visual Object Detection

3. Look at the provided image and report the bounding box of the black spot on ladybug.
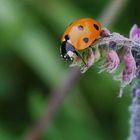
[83,37,89,43]
[78,25,84,30]
[93,24,99,30]
[64,35,70,41]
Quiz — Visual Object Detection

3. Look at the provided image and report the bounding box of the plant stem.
[128,80,140,140]
[23,67,81,140]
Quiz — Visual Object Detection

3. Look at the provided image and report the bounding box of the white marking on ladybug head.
[67,51,74,57]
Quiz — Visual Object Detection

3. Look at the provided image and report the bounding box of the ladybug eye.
[64,35,70,40]
[78,25,84,30]
[83,37,89,43]
[93,24,99,30]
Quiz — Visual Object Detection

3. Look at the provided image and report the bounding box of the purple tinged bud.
[117,48,136,97]
[99,50,120,73]
[122,48,136,83]
[130,24,140,43]
[100,28,111,37]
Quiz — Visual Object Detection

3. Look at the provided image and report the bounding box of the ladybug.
[60,18,102,61]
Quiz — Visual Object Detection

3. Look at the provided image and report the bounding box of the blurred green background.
[0,0,140,140]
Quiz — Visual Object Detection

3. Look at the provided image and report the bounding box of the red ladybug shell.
[61,18,102,50]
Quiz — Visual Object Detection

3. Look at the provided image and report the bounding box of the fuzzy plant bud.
[118,48,136,97]
[130,24,140,44]
[99,49,120,73]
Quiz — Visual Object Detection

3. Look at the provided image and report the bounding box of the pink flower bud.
[122,48,136,83]
[130,24,140,43]
[99,50,120,73]
[118,48,136,97]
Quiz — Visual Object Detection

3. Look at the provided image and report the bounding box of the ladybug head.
[60,35,76,61]
[60,34,87,65]
[60,40,75,61]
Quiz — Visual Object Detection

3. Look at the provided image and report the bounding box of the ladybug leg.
[74,51,87,66]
